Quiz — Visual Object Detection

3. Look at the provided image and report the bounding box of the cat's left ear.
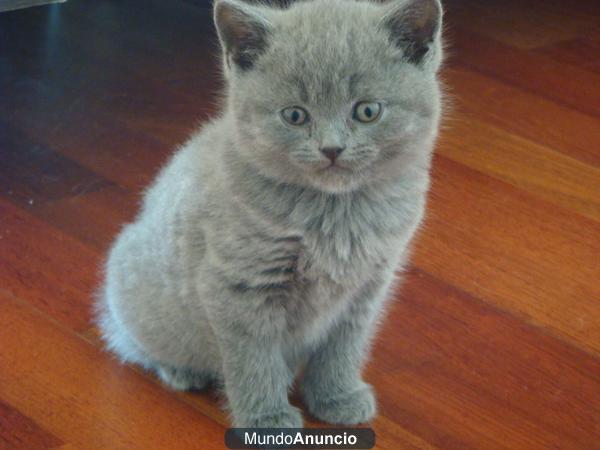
[214,0,272,72]
[379,0,443,66]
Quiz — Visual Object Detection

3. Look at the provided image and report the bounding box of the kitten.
[97,0,444,428]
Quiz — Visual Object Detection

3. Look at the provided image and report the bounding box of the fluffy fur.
[97,0,444,428]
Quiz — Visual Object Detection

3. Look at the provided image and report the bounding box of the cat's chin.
[305,172,365,195]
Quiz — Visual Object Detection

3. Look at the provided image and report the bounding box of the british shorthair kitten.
[97,0,444,428]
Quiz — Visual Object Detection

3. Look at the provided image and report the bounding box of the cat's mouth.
[318,162,352,173]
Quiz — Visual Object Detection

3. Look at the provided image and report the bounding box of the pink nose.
[321,146,345,163]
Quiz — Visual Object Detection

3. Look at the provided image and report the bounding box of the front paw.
[303,382,377,425]
[235,405,303,428]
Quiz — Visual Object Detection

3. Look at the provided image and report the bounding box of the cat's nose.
[320,146,345,163]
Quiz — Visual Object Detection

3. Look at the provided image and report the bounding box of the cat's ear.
[379,0,443,65]
[214,0,272,72]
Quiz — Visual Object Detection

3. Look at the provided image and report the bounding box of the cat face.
[215,0,443,193]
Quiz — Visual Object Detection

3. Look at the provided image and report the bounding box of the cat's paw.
[236,405,303,428]
[156,365,213,392]
[304,382,377,425]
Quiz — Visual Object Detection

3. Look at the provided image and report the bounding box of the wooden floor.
[0,0,599,448]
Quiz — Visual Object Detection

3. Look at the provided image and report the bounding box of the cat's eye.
[281,106,310,126]
[353,102,382,124]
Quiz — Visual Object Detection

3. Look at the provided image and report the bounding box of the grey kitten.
[97,0,444,428]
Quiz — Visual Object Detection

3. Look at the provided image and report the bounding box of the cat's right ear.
[214,0,272,72]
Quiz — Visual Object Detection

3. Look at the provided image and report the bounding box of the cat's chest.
[214,185,424,296]
[278,228,395,345]
[298,229,389,287]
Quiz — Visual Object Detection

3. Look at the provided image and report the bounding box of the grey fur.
[97,0,444,428]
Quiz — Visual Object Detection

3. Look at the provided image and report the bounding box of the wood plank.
[0,1,218,148]
[0,42,174,192]
[0,199,99,332]
[444,66,600,166]
[413,156,600,355]
[0,400,63,450]
[0,120,113,207]
[0,10,205,191]
[369,269,600,450]
[438,113,600,221]
[448,28,600,117]
[0,294,226,450]
[55,0,219,84]
[371,416,438,450]
[0,91,170,192]
[33,186,139,252]
[0,0,219,90]
[537,38,600,73]
[447,0,600,50]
